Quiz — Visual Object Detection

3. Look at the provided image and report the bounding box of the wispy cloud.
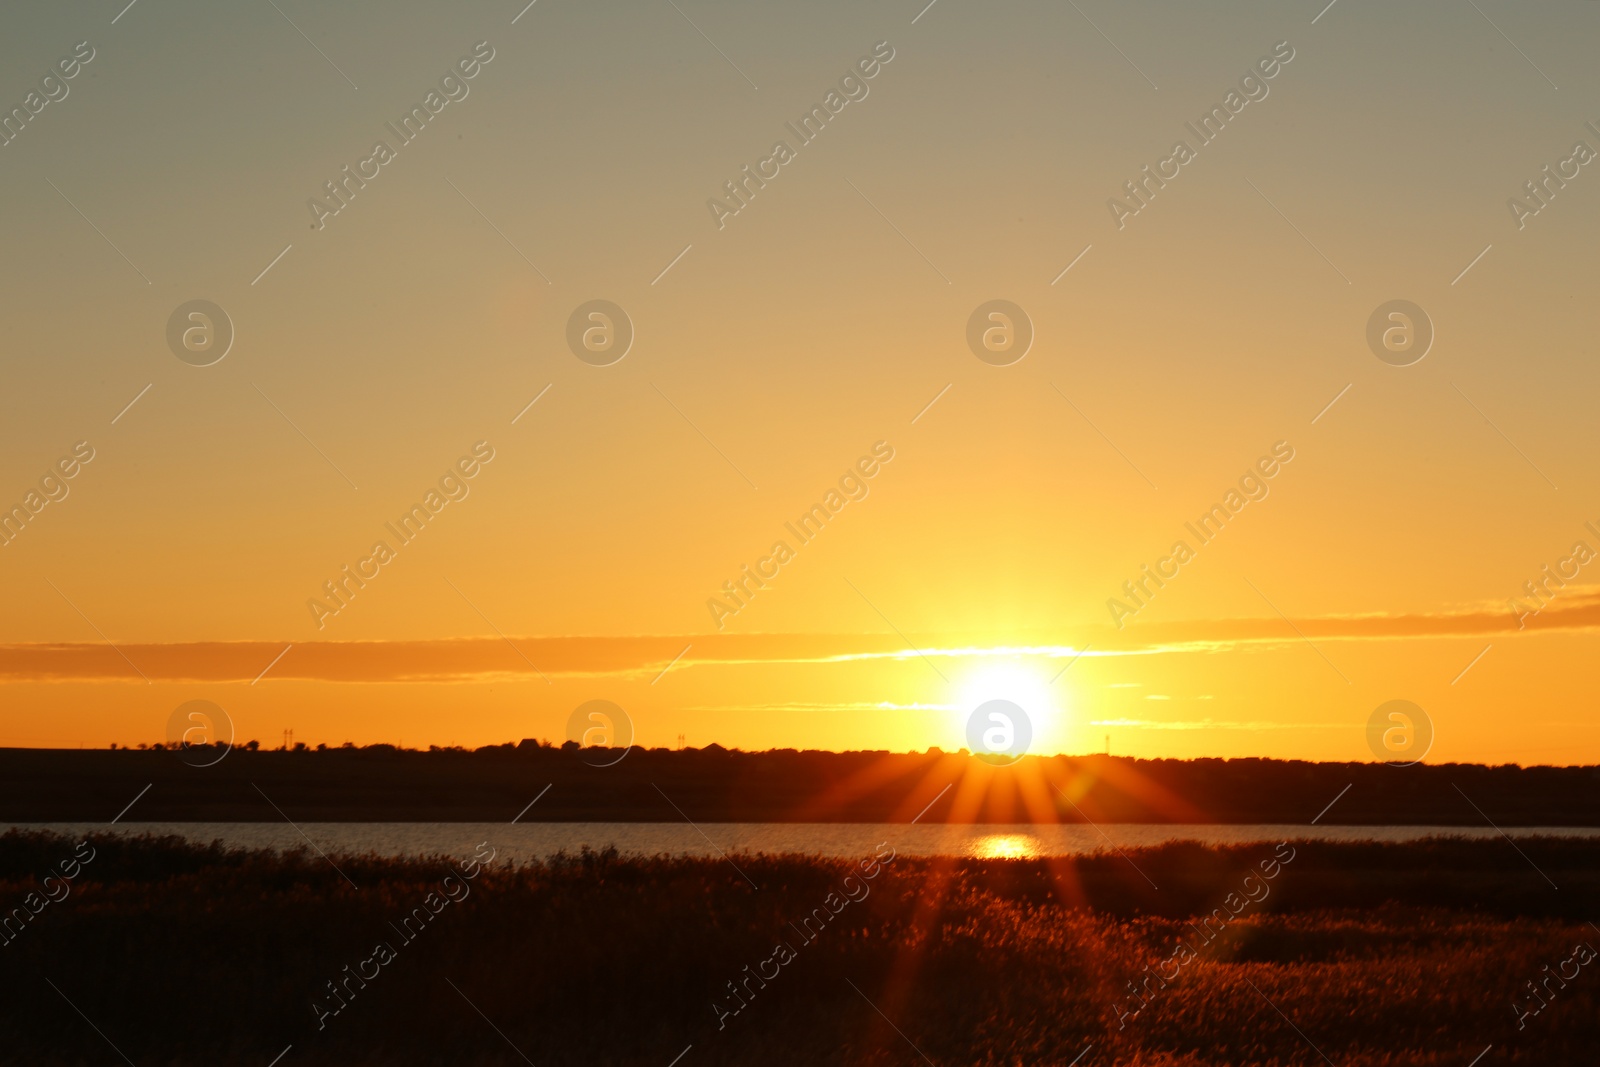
[0,636,1128,684]
[1090,718,1348,731]
[681,702,960,713]
[5,590,1595,684]
[1120,588,1600,646]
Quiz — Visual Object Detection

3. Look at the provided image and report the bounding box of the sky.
[1,0,1598,763]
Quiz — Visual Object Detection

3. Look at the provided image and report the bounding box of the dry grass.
[0,831,1593,1065]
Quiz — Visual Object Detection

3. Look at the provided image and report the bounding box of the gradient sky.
[2,0,1598,763]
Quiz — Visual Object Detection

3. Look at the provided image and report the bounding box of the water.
[10,822,1600,863]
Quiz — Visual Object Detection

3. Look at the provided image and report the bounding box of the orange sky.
[2,0,1597,762]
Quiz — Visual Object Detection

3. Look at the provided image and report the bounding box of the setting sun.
[955,659,1067,755]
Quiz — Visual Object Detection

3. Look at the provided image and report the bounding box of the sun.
[953,660,1064,756]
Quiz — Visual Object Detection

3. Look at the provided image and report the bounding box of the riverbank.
[0,832,1594,1065]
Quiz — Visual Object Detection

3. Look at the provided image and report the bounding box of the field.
[1,831,1595,1065]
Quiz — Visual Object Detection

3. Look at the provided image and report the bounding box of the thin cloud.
[680,702,960,713]
[0,636,1134,684]
[1090,718,1348,731]
[4,590,1596,684]
[1121,588,1600,646]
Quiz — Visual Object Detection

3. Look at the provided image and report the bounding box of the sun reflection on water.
[969,833,1041,859]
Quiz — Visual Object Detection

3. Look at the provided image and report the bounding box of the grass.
[0,831,1594,1065]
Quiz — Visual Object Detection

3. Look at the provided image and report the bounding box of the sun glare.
[969,833,1042,859]
[954,661,1064,754]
